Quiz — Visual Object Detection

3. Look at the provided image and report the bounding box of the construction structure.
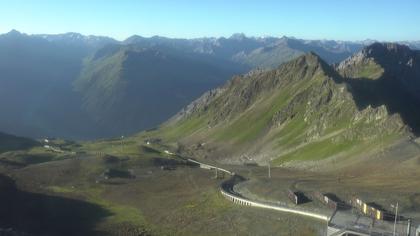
[350,196,395,221]
[313,192,347,210]
[287,189,308,205]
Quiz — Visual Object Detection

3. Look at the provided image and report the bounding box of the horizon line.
[1,29,419,43]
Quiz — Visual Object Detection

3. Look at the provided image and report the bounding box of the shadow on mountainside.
[344,75,420,136]
[316,52,420,136]
[0,174,112,236]
[341,43,420,136]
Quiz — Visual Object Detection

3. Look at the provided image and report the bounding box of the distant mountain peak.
[8,29,21,34]
[123,35,146,44]
[63,32,83,37]
[5,29,23,37]
[229,33,247,40]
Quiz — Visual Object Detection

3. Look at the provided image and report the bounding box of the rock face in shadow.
[0,174,111,236]
[338,43,420,135]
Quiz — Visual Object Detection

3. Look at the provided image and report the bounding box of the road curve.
[220,174,330,222]
[184,158,330,222]
[181,156,408,235]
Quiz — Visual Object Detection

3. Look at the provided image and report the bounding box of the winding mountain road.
[219,174,330,221]
[185,158,330,222]
[163,151,402,235]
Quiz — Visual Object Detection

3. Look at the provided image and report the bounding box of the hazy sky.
[1,0,419,41]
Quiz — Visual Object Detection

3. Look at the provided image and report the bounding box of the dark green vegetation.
[0,137,81,170]
[0,133,418,235]
[0,30,107,139]
[74,44,245,135]
[0,139,324,236]
[1,41,420,234]
[0,174,111,236]
[159,43,420,169]
[0,30,373,139]
[1,32,420,235]
[0,132,39,154]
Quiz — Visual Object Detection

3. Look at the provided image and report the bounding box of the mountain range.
[1,37,420,236]
[1,29,419,140]
[159,43,420,168]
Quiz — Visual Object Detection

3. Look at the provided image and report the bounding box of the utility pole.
[393,202,399,236]
[121,135,124,155]
[407,218,411,236]
[326,216,329,235]
[268,162,271,178]
[369,218,374,235]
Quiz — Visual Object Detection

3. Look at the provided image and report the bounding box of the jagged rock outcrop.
[161,49,413,166]
[337,42,420,135]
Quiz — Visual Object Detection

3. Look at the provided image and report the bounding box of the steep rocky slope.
[160,50,413,167]
[337,43,420,135]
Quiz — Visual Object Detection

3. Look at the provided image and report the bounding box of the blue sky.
[0,0,419,41]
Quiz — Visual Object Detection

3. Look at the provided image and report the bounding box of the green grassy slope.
[156,52,410,167]
[74,45,246,136]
